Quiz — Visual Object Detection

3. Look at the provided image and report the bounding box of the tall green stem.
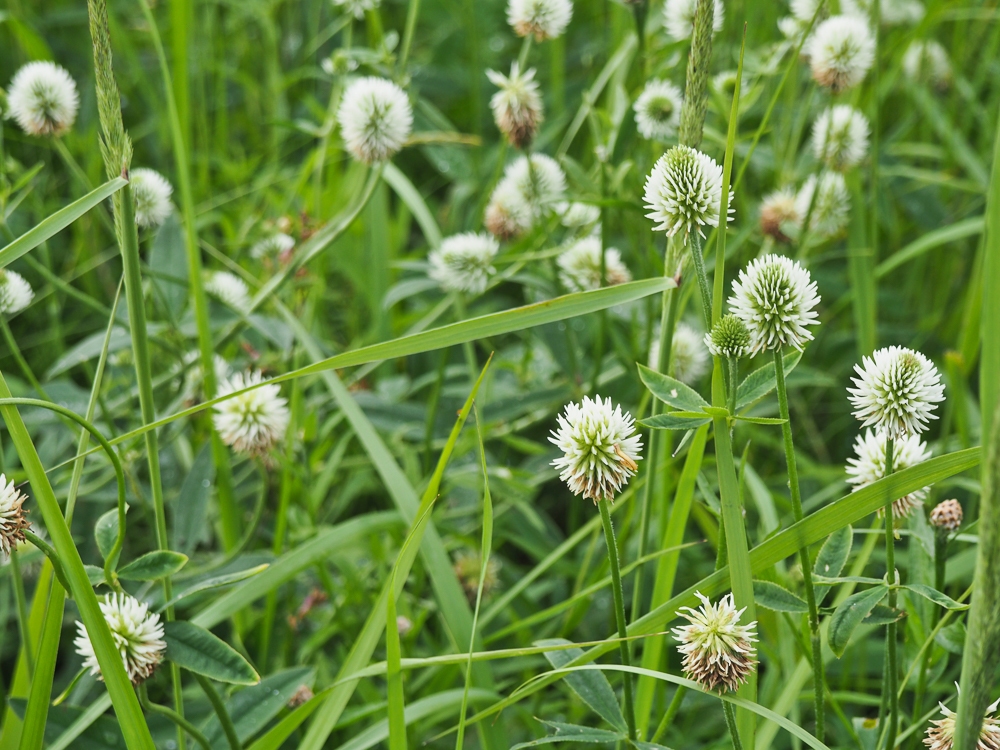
[9,550,33,678]
[722,700,744,750]
[773,348,825,740]
[688,233,712,330]
[883,436,898,750]
[598,499,637,742]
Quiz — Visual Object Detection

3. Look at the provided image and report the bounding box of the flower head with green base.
[643,146,733,242]
[848,346,945,439]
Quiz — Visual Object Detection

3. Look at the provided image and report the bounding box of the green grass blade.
[383,162,442,248]
[875,216,985,279]
[0,177,126,270]
[847,173,877,356]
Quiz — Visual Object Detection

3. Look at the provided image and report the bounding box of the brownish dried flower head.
[0,474,29,559]
[930,499,963,532]
[759,188,800,242]
[673,592,758,693]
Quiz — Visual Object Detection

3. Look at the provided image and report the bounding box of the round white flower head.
[902,40,952,90]
[485,180,533,239]
[338,77,413,164]
[429,232,499,295]
[794,171,850,239]
[213,370,290,456]
[843,0,924,25]
[487,63,543,149]
[759,188,800,243]
[0,270,34,316]
[728,254,821,354]
[74,593,166,685]
[331,0,381,19]
[507,0,573,41]
[924,695,1000,750]
[705,313,752,359]
[673,591,758,694]
[663,0,725,41]
[846,429,932,520]
[670,322,709,384]
[929,499,963,532]
[558,201,601,230]
[130,168,173,228]
[549,395,642,502]
[791,0,825,22]
[6,61,79,137]
[807,15,875,92]
[206,271,252,311]
[849,346,945,439]
[0,474,29,559]
[488,154,567,237]
[644,145,733,242]
[251,232,296,260]
[634,79,683,142]
[811,105,870,171]
[557,237,631,292]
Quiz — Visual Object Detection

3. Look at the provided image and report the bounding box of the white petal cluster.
[549,395,642,502]
[338,77,413,164]
[558,201,601,230]
[428,232,500,295]
[673,592,758,694]
[778,0,825,44]
[846,429,932,520]
[74,593,166,685]
[663,0,725,41]
[507,0,573,41]
[557,237,631,292]
[213,370,291,457]
[848,346,945,439]
[0,270,34,316]
[0,474,29,559]
[486,63,543,149]
[331,0,381,19]
[902,40,951,90]
[130,168,174,228]
[843,0,924,25]
[728,254,820,354]
[795,172,850,239]
[251,232,296,260]
[633,79,683,142]
[6,61,79,137]
[924,696,1000,750]
[485,154,566,238]
[811,105,870,172]
[807,15,875,92]
[206,271,252,311]
[670,322,710,384]
[644,145,732,241]
[759,188,800,242]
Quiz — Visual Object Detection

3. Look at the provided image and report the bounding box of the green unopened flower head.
[705,314,752,359]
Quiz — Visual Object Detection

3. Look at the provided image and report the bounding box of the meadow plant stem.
[722,700,744,750]
[727,356,737,416]
[883,436,899,750]
[598,498,637,742]
[688,233,712,330]
[139,685,211,750]
[10,550,34,678]
[517,37,533,69]
[0,316,49,400]
[773,348,825,740]
[650,685,686,743]
[399,0,422,73]
[194,675,241,750]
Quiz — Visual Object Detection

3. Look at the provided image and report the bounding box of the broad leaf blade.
[735,351,802,411]
[539,639,627,733]
[752,581,808,613]
[813,526,853,606]
[637,365,709,412]
[829,585,888,658]
[118,551,187,581]
[164,621,259,685]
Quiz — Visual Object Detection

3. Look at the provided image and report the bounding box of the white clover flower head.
[811,105,870,171]
[759,188,800,243]
[486,63,543,149]
[846,429,932,520]
[791,0,825,23]
[728,254,820,354]
[633,79,683,142]
[673,592,758,694]
[74,593,166,685]
[429,232,500,295]
[6,61,79,137]
[705,314,752,359]
[0,270,34,316]
[644,145,733,242]
[485,180,533,239]
[338,77,413,164]
[795,171,850,239]
[807,15,875,92]
[213,370,290,457]
[557,237,631,292]
[663,0,725,41]
[0,474,29,559]
[670,322,710,384]
[557,201,601,230]
[924,695,1000,750]
[206,271,252,311]
[251,232,296,260]
[843,0,924,25]
[549,395,642,502]
[331,0,380,19]
[849,346,945,439]
[130,168,173,228]
[507,0,573,41]
[929,499,963,532]
[903,40,952,91]
[487,154,567,237]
